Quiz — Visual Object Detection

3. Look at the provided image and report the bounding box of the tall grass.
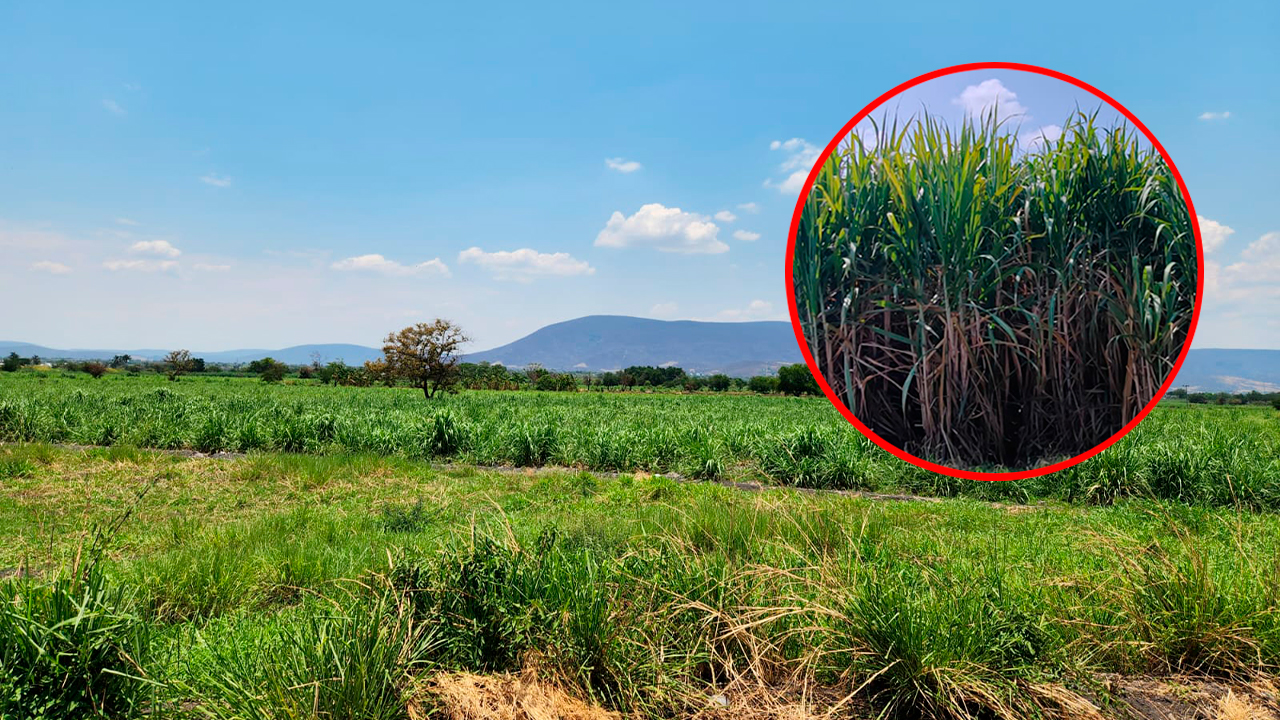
[3,443,1279,719]
[793,111,1196,467]
[0,565,154,719]
[191,588,431,720]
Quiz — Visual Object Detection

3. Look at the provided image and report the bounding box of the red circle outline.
[783,61,1204,482]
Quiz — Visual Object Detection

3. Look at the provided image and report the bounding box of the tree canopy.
[380,320,470,399]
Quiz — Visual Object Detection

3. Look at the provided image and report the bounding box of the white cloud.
[129,239,181,257]
[102,99,126,116]
[31,260,71,274]
[1241,231,1280,262]
[200,173,232,188]
[1216,231,1280,296]
[714,210,737,222]
[737,202,760,214]
[774,172,808,193]
[716,299,778,321]
[1204,259,1220,295]
[457,247,594,281]
[331,254,451,278]
[766,138,821,194]
[595,203,728,254]
[952,79,1028,118]
[733,230,761,242]
[103,259,178,272]
[1198,111,1231,121]
[193,263,231,272]
[771,139,819,170]
[1021,124,1063,151]
[605,157,642,173]
[1198,216,1234,254]
[649,302,679,318]
[115,217,140,226]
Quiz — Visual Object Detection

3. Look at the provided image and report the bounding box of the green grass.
[0,564,155,719]
[3,372,1280,509]
[0,444,1277,718]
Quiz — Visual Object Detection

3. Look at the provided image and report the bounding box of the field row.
[2,374,1280,508]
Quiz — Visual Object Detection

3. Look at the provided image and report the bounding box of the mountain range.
[1169,349,1280,393]
[2,315,1276,388]
[0,341,384,366]
[0,316,803,377]
[464,315,801,376]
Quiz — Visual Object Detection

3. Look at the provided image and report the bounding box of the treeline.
[460,362,820,395]
[3,351,822,396]
[1166,387,1280,408]
[3,352,208,377]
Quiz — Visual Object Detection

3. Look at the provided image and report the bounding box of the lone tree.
[163,349,193,381]
[381,319,470,399]
[84,362,108,379]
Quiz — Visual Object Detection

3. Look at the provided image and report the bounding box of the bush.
[777,364,820,396]
[380,499,439,533]
[534,373,577,392]
[0,566,154,719]
[197,590,430,720]
[84,362,108,379]
[248,357,287,383]
[391,530,653,710]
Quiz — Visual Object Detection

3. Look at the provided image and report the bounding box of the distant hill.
[1170,349,1280,393]
[464,315,803,377]
[9,325,1272,388]
[0,341,382,366]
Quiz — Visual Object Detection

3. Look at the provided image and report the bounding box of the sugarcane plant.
[793,110,1196,468]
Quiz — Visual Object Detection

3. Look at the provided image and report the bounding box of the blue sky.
[1,1,1276,352]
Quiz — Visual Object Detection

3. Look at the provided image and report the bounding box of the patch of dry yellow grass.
[412,671,618,720]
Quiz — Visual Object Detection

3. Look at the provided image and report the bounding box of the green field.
[2,371,1280,508]
[3,373,1280,719]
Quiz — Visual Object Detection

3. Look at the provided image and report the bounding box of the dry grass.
[1218,689,1276,720]
[414,670,619,720]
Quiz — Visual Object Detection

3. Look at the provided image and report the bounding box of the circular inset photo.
[786,63,1202,480]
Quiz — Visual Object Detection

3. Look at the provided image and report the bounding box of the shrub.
[0,566,154,719]
[197,590,430,720]
[391,530,658,710]
[248,357,287,383]
[380,499,439,533]
[777,363,820,396]
[534,373,577,392]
